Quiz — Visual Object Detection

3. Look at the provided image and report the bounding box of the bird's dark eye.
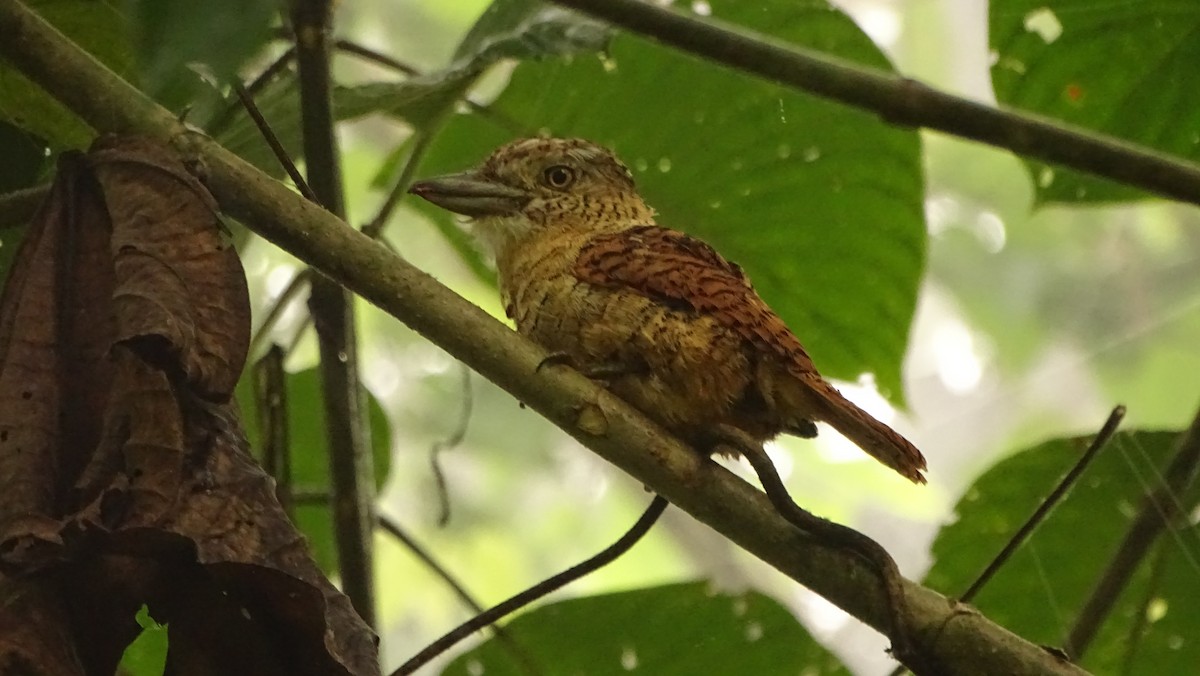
[542,165,576,189]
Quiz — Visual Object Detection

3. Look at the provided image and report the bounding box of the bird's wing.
[577,225,927,483]
[573,225,818,375]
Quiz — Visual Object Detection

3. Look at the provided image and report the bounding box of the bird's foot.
[536,351,642,380]
[706,424,920,671]
[701,424,762,457]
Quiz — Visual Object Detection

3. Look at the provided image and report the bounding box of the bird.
[409,137,927,484]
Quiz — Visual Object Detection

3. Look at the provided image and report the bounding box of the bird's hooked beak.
[408,171,530,218]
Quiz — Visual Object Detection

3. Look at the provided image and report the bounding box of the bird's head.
[409,137,655,256]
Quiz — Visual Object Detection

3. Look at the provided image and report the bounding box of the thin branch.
[378,513,483,616]
[0,183,49,229]
[233,82,317,202]
[1118,540,1169,676]
[549,0,1200,207]
[377,513,539,675]
[292,488,332,504]
[430,364,472,527]
[254,345,294,516]
[362,129,435,239]
[290,0,377,628]
[0,4,1092,672]
[961,406,1126,603]
[248,268,313,359]
[209,46,296,136]
[1064,406,1200,659]
[334,39,418,76]
[392,494,670,676]
[284,312,313,356]
[889,407,1127,676]
[330,39,527,133]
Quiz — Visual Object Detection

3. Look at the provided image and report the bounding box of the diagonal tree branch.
[548,0,1200,207]
[0,1,1088,673]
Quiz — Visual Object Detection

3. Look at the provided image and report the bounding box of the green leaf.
[990,1,1200,204]
[237,367,392,573]
[125,0,276,113]
[441,582,847,676]
[0,0,135,149]
[118,605,168,676]
[420,0,925,399]
[450,0,610,63]
[215,1,606,178]
[924,430,1200,674]
[0,121,49,193]
[216,75,476,177]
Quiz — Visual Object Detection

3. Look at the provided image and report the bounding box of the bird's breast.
[497,229,774,443]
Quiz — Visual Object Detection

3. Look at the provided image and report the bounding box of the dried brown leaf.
[89,136,250,402]
[0,152,116,569]
[0,135,377,676]
[0,578,86,676]
[158,401,377,675]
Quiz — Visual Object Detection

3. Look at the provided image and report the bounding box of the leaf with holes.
[990,1,1200,203]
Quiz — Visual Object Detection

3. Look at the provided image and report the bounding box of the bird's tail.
[786,376,927,484]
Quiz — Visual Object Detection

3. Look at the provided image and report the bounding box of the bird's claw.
[536,352,637,381]
[535,351,576,373]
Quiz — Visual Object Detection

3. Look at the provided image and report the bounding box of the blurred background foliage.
[3,0,1200,674]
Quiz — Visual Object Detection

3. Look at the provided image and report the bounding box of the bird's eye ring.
[542,165,576,189]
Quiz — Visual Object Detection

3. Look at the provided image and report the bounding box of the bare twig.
[392,494,670,676]
[889,407,1126,676]
[247,268,313,359]
[961,406,1126,603]
[378,513,483,616]
[232,82,317,202]
[334,39,418,76]
[1064,407,1200,659]
[549,0,1200,207]
[378,513,539,674]
[293,488,332,504]
[290,0,377,627]
[1118,541,1169,676]
[362,130,435,239]
[284,313,313,356]
[430,364,473,527]
[0,183,49,229]
[209,46,297,136]
[254,345,294,516]
[330,39,527,134]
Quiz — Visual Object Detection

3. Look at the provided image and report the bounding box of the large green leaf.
[237,367,392,573]
[924,430,1200,674]
[0,121,49,193]
[418,0,925,399]
[441,582,847,676]
[449,0,611,63]
[990,1,1200,204]
[215,0,607,178]
[0,0,135,149]
[126,0,276,114]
